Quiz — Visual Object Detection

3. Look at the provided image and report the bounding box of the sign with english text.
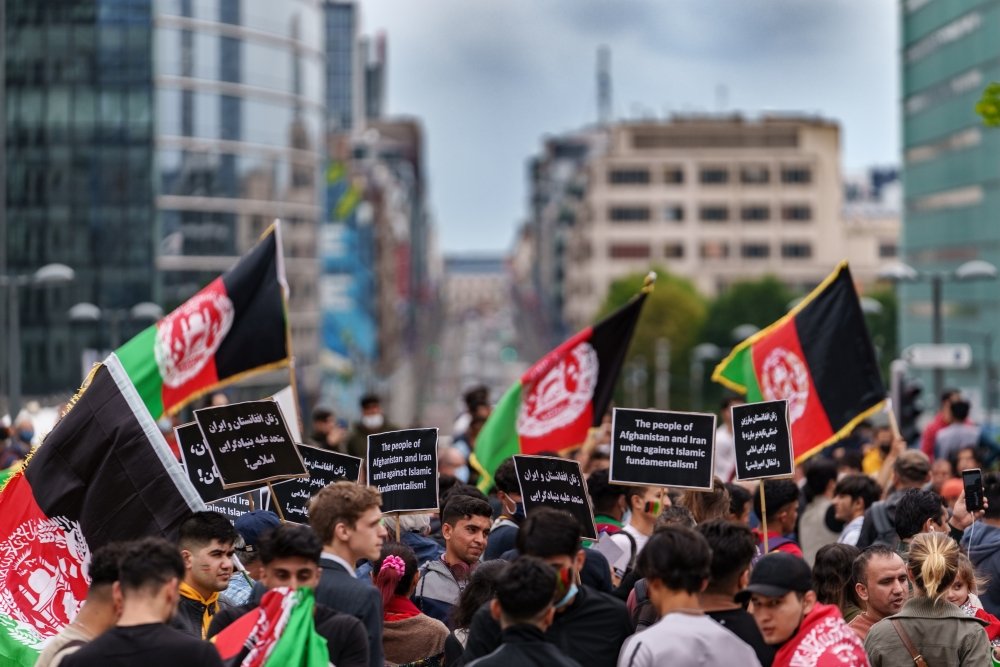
[609,407,716,490]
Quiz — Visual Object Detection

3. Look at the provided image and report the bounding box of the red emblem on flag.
[154,279,234,389]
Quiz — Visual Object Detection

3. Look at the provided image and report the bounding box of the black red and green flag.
[0,354,206,667]
[117,222,290,418]
[712,261,886,463]
[472,277,651,492]
[213,587,328,667]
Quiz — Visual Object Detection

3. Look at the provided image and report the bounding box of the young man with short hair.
[467,557,582,667]
[894,488,947,557]
[172,510,238,639]
[849,545,908,641]
[484,458,522,559]
[742,553,868,666]
[610,485,667,557]
[208,523,369,667]
[460,508,631,667]
[416,494,492,625]
[36,543,126,667]
[754,479,803,557]
[309,481,387,667]
[697,520,775,666]
[62,538,223,667]
[833,474,882,546]
[618,526,762,666]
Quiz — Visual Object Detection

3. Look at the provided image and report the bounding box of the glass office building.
[900,0,1000,415]
[4,0,325,400]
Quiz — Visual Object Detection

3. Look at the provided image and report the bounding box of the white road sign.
[902,344,973,369]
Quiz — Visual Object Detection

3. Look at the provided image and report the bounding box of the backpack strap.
[891,619,930,667]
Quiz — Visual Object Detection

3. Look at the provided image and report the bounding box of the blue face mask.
[455,465,470,483]
[17,430,34,443]
[555,582,579,609]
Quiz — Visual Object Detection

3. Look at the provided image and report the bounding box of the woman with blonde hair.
[864,532,991,666]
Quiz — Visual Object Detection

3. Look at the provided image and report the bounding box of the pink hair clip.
[380,554,406,577]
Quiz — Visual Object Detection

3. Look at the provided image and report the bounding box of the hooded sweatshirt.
[773,602,869,667]
[962,521,1000,616]
[415,558,466,627]
[963,521,1000,617]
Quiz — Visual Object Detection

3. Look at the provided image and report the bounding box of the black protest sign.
[610,408,716,490]
[194,399,307,488]
[513,455,596,540]
[732,400,794,481]
[367,428,439,513]
[270,446,363,524]
[176,422,267,503]
[208,493,259,521]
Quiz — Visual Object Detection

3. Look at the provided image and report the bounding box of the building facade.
[900,0,1000,413]
[4,0,325,403]
[559,115,896,329]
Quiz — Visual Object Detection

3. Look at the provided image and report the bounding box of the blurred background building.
[899,0,1000,418]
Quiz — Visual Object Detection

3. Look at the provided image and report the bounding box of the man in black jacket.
[467,557,581,667]
[458,508,631,667]
[207,523,369,667]
[63,538,222,667]
[309,481,387,667]
[172,511,238,639]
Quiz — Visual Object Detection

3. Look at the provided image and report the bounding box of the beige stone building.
[561,115,898,329]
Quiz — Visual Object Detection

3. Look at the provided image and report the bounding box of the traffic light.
[899,378,925,446]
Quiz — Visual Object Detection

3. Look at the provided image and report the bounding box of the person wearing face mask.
[1,417,34,469]
[484,458,524,560]
[458,508,631,667]
[346,394,398,460]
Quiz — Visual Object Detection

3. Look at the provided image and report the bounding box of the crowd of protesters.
[12,385,1000,666]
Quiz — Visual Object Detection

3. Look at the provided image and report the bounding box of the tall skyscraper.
[5,0,325,400]
[900,1,1000,412]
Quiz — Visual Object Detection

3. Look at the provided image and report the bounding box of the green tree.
[976,82,1000,127]
[597,267,707,410]
[864,286,898,382]
[699,275,797,348]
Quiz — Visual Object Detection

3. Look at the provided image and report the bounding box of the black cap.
[736,552,812,603]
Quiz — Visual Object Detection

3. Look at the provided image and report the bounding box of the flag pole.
[642,271,657,293]
[759,482,769,553]
[272,218,306,442]
[885,398,902,441]
[267,482,286,522]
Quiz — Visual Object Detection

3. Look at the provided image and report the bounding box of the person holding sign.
[415,495,493,626]
[610,486,668,558]
[754,480,803,558]
[309,481,388,667]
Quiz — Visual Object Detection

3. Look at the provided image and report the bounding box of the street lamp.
[0,263,76,418]
[68,301,163,349]
[878,260,999,401]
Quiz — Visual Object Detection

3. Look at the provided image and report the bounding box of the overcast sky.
[359,0,900,254]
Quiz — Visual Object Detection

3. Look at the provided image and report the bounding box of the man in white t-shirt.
[832,474,882,547]
[610,485,668,559]
[617,526,762,667]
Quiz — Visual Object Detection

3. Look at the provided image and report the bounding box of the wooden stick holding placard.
[267,482,286,522]
[395,518,401,543]
[760,482,769,553]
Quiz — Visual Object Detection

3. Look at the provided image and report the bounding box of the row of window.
[608,204,812,223]
[608,165,812,186]
[608,241,814,260]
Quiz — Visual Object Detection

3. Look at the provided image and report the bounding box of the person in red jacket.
[740,553,869,666]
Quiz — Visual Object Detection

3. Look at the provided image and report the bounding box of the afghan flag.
[712,261,886,463]
[213,587,328,667]
[117,222,290,418]
[0,354,206,667]
[472,278,651,491]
